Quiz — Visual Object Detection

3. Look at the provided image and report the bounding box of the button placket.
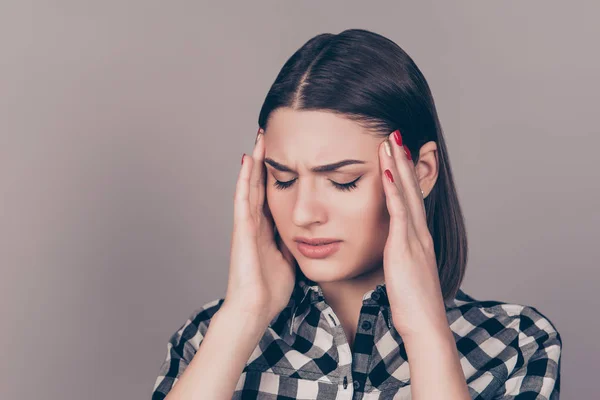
[360,320,372,331]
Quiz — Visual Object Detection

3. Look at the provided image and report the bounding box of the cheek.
[265,185,287,222]
[369,176,390,221]
[351,179,387,216]
[337,183,388,232]
[354,183,390,251]
[351,182,390,242]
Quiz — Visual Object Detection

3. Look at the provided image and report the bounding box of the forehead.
[265,108,379,161]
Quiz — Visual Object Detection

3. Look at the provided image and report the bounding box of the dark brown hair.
[257,29,468,302]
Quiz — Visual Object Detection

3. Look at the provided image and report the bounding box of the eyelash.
[273,176,362,192]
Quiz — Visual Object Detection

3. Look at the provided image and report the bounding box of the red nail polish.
[384,169,394,183]
[393,130,403,146]
[404,145,412,160]
[241,153,245,164]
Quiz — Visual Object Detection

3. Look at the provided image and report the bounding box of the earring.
[421,189,424,197]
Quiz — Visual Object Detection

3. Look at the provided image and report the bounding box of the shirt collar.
[288,271,468,321]
[292,272,391,308]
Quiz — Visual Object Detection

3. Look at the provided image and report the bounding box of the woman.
[152,29,562,399]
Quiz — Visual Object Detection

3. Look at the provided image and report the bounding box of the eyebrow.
[264,158,367,173]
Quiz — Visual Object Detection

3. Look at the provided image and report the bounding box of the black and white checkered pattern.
[152,275,562,399]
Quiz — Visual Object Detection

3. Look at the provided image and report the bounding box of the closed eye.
[273,176,362,192]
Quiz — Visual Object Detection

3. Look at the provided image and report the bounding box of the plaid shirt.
[152,275,562,399]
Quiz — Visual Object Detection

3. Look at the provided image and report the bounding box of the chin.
[297,259,352,283]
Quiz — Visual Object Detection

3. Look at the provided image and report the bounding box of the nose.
[292,179,328,228]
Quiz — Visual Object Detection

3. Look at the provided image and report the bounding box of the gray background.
[1,1,597,399]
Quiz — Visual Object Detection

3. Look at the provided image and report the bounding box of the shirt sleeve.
[151,299,224,400]
[494,306,562,400]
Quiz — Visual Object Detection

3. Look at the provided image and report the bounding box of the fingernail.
[255,132,263,144]
[393,130,403,146]
[404,145,412,160]
[384,140,392,157]
[384,169,394,183]
[241,153,245,164]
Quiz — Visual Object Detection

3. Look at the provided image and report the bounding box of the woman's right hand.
[222,128,297,324]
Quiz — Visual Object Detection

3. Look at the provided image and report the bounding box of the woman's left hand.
[378,130,448,340]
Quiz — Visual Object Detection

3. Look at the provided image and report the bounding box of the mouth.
[295,240,342,259]
[294,237,341,246]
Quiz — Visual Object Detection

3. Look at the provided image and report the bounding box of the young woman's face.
[264,107,390,283]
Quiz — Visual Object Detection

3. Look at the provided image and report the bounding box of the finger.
[386,130,428,239]
[249,128,266,215]
[379,139,411,246]
[263,194,274,225]
[234,151,254,224]
[261,191,276,240]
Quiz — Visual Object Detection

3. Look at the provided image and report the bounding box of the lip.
[294,237,341,245]
[296,241,342,259]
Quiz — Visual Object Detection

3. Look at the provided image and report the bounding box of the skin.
[163,107,470,399]
[263,107,437,346]
[263,107,471,398]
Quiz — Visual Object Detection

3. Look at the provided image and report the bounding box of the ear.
[414,141,439,198]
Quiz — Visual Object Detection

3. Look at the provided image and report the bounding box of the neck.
[319,265,386,308]
[317,265,386,348]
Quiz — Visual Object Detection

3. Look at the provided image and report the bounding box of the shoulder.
[152,297,226,398]
[166,297,226,354]
[187,297,226,325]
[449,289,562,390]
[450,288,561,340]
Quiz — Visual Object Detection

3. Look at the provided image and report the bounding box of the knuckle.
[392,190,403,201]
[422,235,434,251]
[234,191,246,204]
[392,207,408,222]
[235,208,249,221]
[392,199,407,215]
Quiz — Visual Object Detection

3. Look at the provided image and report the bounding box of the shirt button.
[353,380,360,390]
[371,291,380,301]
[361,320,372,331]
